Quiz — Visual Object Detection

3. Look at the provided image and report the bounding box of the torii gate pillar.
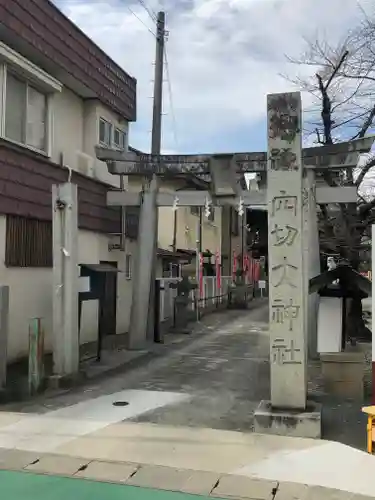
[254,92,321,438]
[128,176,159,349]
[52,183,79,378]
[303,170,320,360]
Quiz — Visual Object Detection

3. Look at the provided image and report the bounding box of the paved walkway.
[1,448,375,499]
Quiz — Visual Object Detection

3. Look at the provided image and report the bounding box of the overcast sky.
[55,0,372,155]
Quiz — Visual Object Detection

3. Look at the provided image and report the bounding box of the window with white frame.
[114,127,126,150]
[125,254,132,279]
[99,117,112,146]
[5,72,47,152]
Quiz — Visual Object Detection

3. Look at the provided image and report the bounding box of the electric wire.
[164,46,179,150]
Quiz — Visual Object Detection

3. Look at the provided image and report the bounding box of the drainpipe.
[172,186,186,254]
[120,174,126,251]
[228,207,232,277]
[199,207,203,253]
[241,213,244,267]
[172,209,177,253]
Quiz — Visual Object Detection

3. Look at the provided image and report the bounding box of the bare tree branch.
[284,6,375,277]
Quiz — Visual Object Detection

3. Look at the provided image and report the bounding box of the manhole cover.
[113,401,129,407]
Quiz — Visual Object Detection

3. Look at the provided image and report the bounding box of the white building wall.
[128,177,222,256]
[50,88,129,189]
[0,216,135,362]
[82,100,129,187]
[50,87,84,171]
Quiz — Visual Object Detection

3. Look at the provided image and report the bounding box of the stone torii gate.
[95,148,263,349]
[96,91,372,436]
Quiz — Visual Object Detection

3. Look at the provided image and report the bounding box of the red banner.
[254,261,260,282]
[247,256,260,283]
[243,254,249,278]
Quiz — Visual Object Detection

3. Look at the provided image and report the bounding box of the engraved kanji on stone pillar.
[267,92,307,410]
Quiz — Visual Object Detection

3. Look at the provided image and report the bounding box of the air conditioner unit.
[76,151,95,178]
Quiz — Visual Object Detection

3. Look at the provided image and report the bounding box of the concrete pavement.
[0,305,374,498]
[1,426,375,498]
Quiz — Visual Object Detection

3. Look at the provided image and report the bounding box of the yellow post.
[367,416,373,454]
[362,406,375,454]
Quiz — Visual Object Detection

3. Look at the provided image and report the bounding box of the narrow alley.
[5,304,270,433]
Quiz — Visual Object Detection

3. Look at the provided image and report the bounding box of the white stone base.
[253,400,322,439]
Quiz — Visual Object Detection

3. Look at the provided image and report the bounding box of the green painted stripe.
[0,470,225,500]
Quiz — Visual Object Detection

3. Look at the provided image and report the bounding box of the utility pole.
[129,11,165,347]
[147,11,165,340]
[151,11,165,156]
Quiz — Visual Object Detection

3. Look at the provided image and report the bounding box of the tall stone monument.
[267,92,307,409]
[254,92,321,437]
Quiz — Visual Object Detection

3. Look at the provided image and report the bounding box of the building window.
[125,254,132,279]
[162,261,180,278]
[5,72,47,152]
[5,215,52,267]
[99,117,112,146]
[114,127,126,150]
[162,260,171,278]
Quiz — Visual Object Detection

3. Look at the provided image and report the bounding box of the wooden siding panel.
[0,141,126,235]
[5,215,52,267]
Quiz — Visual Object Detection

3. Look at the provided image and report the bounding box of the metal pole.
[120,174,126,251]
[228,207,233,277]
[28,317,44,396]
[172,208,177,253]
[196,237,200,322]
[241,213,244,269]
[199,207,203,253]
[0,285,9,389]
